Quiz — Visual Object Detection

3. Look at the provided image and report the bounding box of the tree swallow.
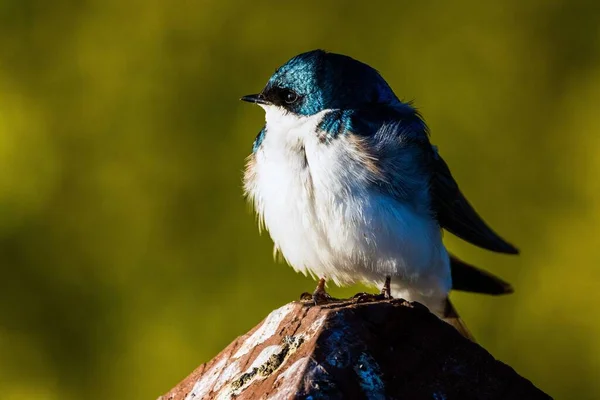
[242,50,517,336]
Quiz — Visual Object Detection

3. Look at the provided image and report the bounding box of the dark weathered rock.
[159,299,551,400]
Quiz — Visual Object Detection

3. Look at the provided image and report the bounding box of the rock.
[159,299,551,400]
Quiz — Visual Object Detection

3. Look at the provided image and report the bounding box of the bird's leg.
[312,277,331,305]
[380,275,392,299]
[353,275,393,303]
[300,277,337,305]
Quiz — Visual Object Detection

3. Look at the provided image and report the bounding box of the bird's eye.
[283,90,299,104]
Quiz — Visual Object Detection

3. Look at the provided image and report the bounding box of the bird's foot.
[353,276,393,303]
[352,292,388,303]
[300,278,338,305]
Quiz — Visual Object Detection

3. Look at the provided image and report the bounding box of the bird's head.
[241,50,399,116]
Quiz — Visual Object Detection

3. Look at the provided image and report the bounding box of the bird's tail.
[443,299,476,342]
[450,254,513,295]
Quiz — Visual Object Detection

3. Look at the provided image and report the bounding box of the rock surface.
[158,299,551,400]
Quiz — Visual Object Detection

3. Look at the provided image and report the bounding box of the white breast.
[244,106,451,313]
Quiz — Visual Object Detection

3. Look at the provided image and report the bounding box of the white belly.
[244,107,451,312]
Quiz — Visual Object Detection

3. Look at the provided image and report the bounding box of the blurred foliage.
[0,0,599,398]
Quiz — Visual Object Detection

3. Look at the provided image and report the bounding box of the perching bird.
[241,50,517,338]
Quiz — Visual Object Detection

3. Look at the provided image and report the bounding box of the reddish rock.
[158,299,551,400]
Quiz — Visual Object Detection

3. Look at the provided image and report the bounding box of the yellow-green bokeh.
[1,1,599,399]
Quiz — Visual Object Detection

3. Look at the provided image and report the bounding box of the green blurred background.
[1,0,599,398]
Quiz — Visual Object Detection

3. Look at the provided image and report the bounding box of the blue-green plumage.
[252,127,266,153]
[262,50,398,116]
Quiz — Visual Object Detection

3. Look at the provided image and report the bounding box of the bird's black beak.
[240,93,271,105]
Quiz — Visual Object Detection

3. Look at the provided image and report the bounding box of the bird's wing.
[323,105,518,255]
[449,254,513,295]
[429,146,519,254]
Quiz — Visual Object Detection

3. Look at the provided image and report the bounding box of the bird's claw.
[312,289,334,305]
[300,278,338,305]
[352,292,391,303]
[353,276,393,303]
[300,292,314,301]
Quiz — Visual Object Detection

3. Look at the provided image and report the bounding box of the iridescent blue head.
[241,50,400,115]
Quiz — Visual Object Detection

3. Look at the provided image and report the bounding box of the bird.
[241,50,517,338]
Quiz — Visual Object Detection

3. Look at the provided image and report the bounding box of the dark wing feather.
[430,149,519,254]
[450,254,513,295]
[443,298,476,341]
